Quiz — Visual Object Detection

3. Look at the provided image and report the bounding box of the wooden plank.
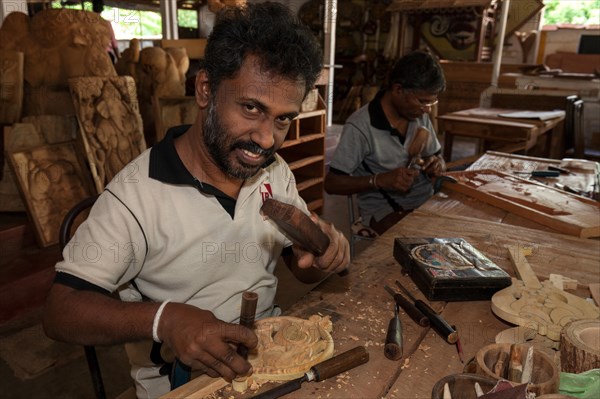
[506,246,542,289]
[444,169,600,238]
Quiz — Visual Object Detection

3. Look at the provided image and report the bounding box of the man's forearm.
[43,283,158,346]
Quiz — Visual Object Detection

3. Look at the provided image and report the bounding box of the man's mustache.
[232,141,274,157]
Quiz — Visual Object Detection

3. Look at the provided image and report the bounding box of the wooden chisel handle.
[393,293,430,327]
[414,300,457,344]
[237,291,258,359]
[310,346,369,381]
[384,310,403,361]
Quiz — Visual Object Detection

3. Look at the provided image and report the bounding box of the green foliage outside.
[50,1,163,38]
[543,0,600,25]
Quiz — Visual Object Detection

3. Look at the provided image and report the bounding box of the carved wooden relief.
[69,76,146,193]
[0,50,23,124]
[0,9,116,117]
[8,142,95,247]
[491,246,599,341]
[249,315,334,381]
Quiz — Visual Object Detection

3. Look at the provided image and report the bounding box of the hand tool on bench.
[395,280,457,344]
[250,346,369,399]
[384,303,403,361]
[384,285,429,327]
[514,170,560,177]
[261,198,348,276]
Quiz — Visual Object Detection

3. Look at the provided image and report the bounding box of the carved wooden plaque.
[8,142,95,247]
[249,315,334,381]
[69,76,146,193]
[444,169,600,238]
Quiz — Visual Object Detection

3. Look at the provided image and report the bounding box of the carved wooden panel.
[445,169,600,238]
[8,142,95,247]
[69,76,146,193]
[250,315,334,381]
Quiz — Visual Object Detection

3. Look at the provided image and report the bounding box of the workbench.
[438,108,565,163]
[164,153,599,399]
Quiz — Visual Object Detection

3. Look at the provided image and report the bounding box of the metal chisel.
[250,346,369,399]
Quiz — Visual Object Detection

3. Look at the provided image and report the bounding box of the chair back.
[59,195,105,399]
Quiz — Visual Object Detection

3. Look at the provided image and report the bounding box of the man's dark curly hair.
[389,50,446,93]
[202,2,323,100]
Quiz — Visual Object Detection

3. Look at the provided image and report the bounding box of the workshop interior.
[0,0,599,398]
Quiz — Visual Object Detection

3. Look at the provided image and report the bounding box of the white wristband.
[152,300,171,343]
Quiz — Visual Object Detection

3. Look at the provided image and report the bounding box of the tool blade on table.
[250,376,307,399]
[260,198,329,256]
[250,346,369,399]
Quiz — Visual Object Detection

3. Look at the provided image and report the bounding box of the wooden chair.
[59,195,104,399]
[59,195,188,398]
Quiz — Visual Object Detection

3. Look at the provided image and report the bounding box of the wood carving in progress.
[491,246,600,341]
[8,142,94,246]
[250,315,334,381]
[159,315,334,398]
[444,169,600,238]
[69,76,146,193]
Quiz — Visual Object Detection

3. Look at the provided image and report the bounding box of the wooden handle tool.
[237,291,258,359]
[384,285,430,327]
[260,198,329,256]
[395,280,457,344]
[384,304,403,361]
[250,346,369,399]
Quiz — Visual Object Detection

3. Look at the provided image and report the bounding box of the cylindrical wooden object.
[560,319,600,373]
[475,343,559,396]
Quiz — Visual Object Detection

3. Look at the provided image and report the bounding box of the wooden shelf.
[278,94,326,214]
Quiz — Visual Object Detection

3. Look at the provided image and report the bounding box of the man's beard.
[203,101,275,179]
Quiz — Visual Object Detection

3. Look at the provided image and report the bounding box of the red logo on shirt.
[260,183,273,202]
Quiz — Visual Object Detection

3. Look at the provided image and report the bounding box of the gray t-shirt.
[329,95,441,224]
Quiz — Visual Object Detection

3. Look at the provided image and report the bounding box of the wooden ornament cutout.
[249,315,334,381]
[491,246,599,341]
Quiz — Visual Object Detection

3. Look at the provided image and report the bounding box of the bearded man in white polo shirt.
[43,3,350,398]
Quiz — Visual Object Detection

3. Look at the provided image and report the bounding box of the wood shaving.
[348,335,360,341]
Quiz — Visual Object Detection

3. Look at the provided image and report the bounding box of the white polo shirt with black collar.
[54,125,306,397]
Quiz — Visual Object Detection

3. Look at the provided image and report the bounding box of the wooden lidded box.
[393,237,511,301]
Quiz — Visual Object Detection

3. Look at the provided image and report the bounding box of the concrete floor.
[0,125,476,399]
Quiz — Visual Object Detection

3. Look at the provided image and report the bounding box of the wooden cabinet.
[277,95,326,214]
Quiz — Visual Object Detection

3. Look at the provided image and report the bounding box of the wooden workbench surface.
[166,152,598,398]
[166,205,599,398]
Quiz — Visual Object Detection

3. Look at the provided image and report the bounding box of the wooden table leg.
[443,129,454,161]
